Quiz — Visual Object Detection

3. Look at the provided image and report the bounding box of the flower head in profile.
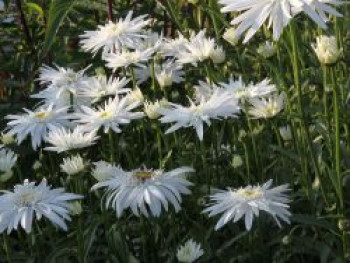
[223,27,239,46]
[312,35,342,65]
[144,99,169,120]
[155,60,184,88]
[176,30,221,65]
[177,239,204,263]
[31,85,91,110]
[158,91,240,141]
[219,77,277,102]
[161,33,189,57]
[80,11,150,54]
[203,180,291,230]
[0,149,17,182]
[247,92,285,119]
[0,179,82,234]
[73,96,144,134]
[60,155,87,176]
[257,41,276,58]
[45,126,99,153]
[104,48,154,71]
[91,161,123,182]
[78,75,130,103]
[37,65,88,88]
[134,31,164,53]
[6,105,70,150]
[92,166,194,217]
[125,87,145,105]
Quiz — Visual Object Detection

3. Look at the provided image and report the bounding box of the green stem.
[156,124,162,168]
[108,130,115,163]
[330,67,343,212]
[77,216,84,263]
[3,234,12,263]
[289,22,321,197]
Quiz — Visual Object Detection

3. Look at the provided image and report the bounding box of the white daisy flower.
[60,155,87,176]
[161,33,189,57]
[31,85,91,110]
[210,46,226,64]
[80,11,150,54]
[291,0,343,29]
[247,92,286,119]
[0,179,82,234]
[312,35,343,65]
[91,166,194,217]
[6,105,70,150]
[158,90,240,141]
[257,41,276,58]
[219,0,342,43]
[0,132,15,145]
[78,75,130,103]
[223,27,240,46]
[134,64,152,85]
[144,99,169,120]
[193,80,221,102]
[177,239,204,263]
[219,77,277,102]
[134,60,184,87]
[134,31,164,53]
[45,126,99,153]
[155,60,185,88]
[175,30,218,65]
[125,87,144,105]
[92,161,123,182]
[37,65,88,88]
[104,48,154,71]
[0,149,17,182]
[203,179,291,230]
[219,0,294,43]
[279,125,292,141]
[73,96,144,134]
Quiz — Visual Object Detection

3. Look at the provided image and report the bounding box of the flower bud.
[312,35,342,65]
[257,41,276,58]
[210,47,226,64]
[223,27,239,46]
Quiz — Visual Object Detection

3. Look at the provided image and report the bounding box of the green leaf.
[41,0,76,58]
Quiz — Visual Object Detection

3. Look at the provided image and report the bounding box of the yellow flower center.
[236,188,262,200]
[134,171,154,180]
[35,111,49,120]
[99,111,112,119]
[18,191,39,206]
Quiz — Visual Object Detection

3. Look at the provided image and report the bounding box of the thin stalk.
[200,140,210,193]
[3,234,12,263]
[130,67,137,89]
[107,0,113,21]
[289,22,321,196]
[242,142,251,183]
[156,124,162,168]
[15,0,33,48]
[330,67,343,212]
[108,130,115,163]
[322,66,332,133]
[77,216,84,263]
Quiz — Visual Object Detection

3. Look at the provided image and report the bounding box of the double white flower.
[219,0,343,43]
[158,90,240,141]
